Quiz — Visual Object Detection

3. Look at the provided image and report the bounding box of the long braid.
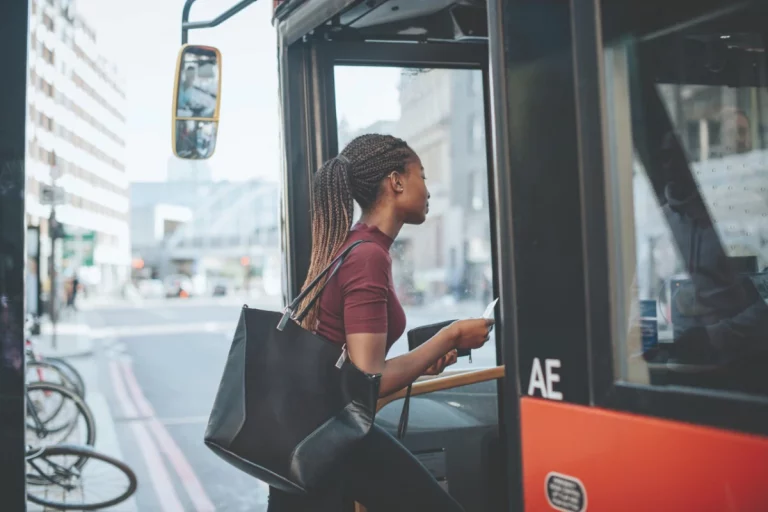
[298,134,414,330]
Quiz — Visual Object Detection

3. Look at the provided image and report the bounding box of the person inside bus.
[177,65,216,118]
[657,108,768,366]
[267,134,493,512]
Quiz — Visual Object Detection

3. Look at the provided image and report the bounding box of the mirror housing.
[172,44,221,159]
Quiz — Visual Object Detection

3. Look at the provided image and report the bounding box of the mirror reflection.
[174,119,217,159]
[175,46,220,119]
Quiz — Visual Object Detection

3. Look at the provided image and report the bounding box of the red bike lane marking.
[108,360,185,512]
[120,359,216,512]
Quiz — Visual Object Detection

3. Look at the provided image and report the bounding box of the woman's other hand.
[424,349,458,376]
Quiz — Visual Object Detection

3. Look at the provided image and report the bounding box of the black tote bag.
[204,240,381,494]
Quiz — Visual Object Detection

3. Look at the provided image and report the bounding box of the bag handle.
[397,384,412,440]
[277,240,368,331]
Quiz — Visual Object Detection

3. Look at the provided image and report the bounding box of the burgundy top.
[315,222,406,351]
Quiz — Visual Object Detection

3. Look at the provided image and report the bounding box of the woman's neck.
[359,207,403,240]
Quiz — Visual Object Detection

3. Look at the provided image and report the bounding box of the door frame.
[277,36,524,511]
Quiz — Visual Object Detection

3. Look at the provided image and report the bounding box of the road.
[81,295,497,511]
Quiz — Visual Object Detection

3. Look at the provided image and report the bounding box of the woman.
[267,134,494,511]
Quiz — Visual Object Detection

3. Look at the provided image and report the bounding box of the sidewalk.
[27,315,138,511]
[32,317,94,359]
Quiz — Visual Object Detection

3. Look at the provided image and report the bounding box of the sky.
[75,0,402,183]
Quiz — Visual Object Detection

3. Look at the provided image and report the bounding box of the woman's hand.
[448,318,495,351]
[424,349,458,376]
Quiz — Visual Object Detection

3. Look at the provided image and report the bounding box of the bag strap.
[277,240,369,331]
[397,384,413,440]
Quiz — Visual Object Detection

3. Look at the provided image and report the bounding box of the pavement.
[27,310,138,512]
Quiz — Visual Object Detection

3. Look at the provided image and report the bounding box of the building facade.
[130,179,280,296]
[26,0,130,303]
[395,68,491,303]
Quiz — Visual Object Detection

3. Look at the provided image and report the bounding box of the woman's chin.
[407,213,428,225]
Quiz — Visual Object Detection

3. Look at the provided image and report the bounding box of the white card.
[482,298,499,319]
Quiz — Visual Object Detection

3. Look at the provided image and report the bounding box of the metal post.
[0,0,30,507]
[49,209,57,349]
[49,151,60,349]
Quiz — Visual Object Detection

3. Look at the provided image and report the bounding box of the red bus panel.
[521,397,768,511]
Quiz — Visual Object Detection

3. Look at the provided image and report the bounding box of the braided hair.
[298,133,415,330]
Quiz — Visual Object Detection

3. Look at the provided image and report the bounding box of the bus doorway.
[271,17,513,512]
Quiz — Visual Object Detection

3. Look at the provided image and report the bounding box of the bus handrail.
[181,0,259,44]
[377,365,505,411]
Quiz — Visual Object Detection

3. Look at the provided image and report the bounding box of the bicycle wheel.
[26,360,81,398]
[26,382,95,467]
[43,357,86,398]
[27,444,137,511]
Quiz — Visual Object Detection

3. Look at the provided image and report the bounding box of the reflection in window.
[335,66,496,369]
[604,6,768,396]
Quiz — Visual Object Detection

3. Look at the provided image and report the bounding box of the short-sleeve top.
[314,222,407,351]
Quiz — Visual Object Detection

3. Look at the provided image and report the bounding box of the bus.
[2,0,768,510]
[170,0,768,510]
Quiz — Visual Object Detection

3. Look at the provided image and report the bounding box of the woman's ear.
[388,171,405,194]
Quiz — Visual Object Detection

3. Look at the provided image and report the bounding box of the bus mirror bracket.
[182,0,260,44]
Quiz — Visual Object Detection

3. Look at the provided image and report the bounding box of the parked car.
[212,283,227,296]
[164,274,194,298]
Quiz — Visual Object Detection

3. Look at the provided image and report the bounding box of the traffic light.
[49,215,66,240]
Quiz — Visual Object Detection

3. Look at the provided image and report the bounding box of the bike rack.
[181,0,260,44]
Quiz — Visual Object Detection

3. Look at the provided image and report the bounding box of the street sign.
[62,230,96,267]
[40,184,67,205]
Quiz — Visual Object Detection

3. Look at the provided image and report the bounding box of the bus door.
[280,38,511,511]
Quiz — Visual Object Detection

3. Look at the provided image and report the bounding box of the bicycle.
[26,337,87,399]
[26,444,137,510]
[26,382,96,467]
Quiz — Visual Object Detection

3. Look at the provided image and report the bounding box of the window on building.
[686,120,700,161]
[43,13,54,32]
[467,114,476,152]
[472,171,485,211]
[709,120,722,148]
[42,47,54,65]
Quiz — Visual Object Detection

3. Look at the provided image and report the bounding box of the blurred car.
[164,274,194,298]
[212,283,227,296]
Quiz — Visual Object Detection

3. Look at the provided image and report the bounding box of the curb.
[33,324,95,359]
[36,339,95,359]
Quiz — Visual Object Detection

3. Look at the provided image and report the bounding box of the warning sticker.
[545,472,587,512]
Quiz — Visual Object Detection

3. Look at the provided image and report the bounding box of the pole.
[49,209,57,349]
[49,151,59,349]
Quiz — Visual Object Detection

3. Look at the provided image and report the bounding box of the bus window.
[334,66,497,369]
[603,4,768,396]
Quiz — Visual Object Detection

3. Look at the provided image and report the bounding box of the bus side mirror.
[172,44,222,160]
